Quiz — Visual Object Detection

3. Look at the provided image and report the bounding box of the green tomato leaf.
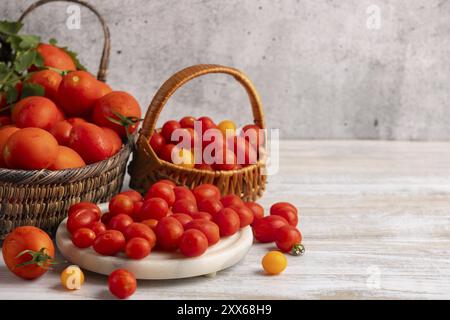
[14,50,36,72]
[0,21,23,35]
[49,38,58,45]
[18,34,40,50]
[34,51,44,68]
[21,82,44,99]
[5,86,18,104]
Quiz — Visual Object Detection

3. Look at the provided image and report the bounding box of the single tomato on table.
[108,269,137,299]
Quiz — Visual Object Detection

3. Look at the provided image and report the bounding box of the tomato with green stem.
[275,225,303,254]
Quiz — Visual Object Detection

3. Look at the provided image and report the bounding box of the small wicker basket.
[0,0,130,239]
[129,64,267,201]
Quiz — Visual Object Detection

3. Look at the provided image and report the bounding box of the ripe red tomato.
[90,221,106,235]
[2,226,55,280]
[108,269,137,299]
[26,69,62,101]
[109,194,134,216]
[245,201,264,221]
[275,225,302,252]
[185,219,220,246]
[241,124,264,147]
[125,237,151,260]
[130,201,143,220]
[158,179,176,188]
[119,190,143,203]
[68,202,101,221]
[213,148,238,171]
[170,127,196,148]
[141,219,158,230]
[172,199,197,215]
[173,186,196,203]
[50,118,85,146]
[108,214,134,234]
[270,202,298,215]
[149,131,166,155]
[189,211,213,221]
[197,116,217,134]
[213,208,240,237]
[198,198,223,216]
[220,194,244,208]
[101,211,113,225]
[159,143,176,162]
[145,181,176,206]
[71,228,96,248]
[36,43,76,71]
[231,136,257,166]
[179,116,196,128]
[155,216,184,251]
[67,208,99,234]
[179,229,208,257]
[139,197,169,221]
[192,184,221,203]
[228,205,254,228]
[271,207,298,226]
[124,223,156,248]
[161,120,181,142]
[171,213,193,228]
[102,127,122,156]
[252,215,289,243]
[93,230,126,256]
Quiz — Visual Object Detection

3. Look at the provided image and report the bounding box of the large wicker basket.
[0,0,130,239]
[129,64,267,201]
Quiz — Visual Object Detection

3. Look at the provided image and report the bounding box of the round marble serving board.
[56,203,253,280]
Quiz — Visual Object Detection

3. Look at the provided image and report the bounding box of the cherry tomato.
[158,179,176,188]
[262,251,287,275]
[71,228,96,248]
[228,205,254,228]
[108,269,137,299]
[275,225,302,253]
[66,209,98,234]
[185,219,220,246]
[189,211,213,221]
[159,143,176,162]
[172,199,197,215]
[90,221,106,235]
[68,202,101,221]
[245,201,264,221]
[155,216,184,251]
[124,222,156,248]
[213,208,240,237]
[217,120,237,137]
[109,194,134,216]
[179,116,195,128]
[171,213,194,228]
[241,124,264,147]
[198,198,223,216]
[252,215,289,243]
[173,186,196,203]
[161,120,181,142]
[108,214,134,234]
[141,219,158,231]
[197,116,217,134]
[130,201,143,220]
[149,130,166,155]
[145,181,175,206]
[93,230,126,256]
[101,211,113,225]
[192,184,221,203]
[119,190,143,203]
[270,202,298,215]
[139,197,169,221]
[220,194,244,208]
[125,237,151,260]
[179,229,209,257]
[271,207,298,227]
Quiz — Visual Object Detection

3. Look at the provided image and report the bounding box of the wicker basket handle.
[140,64,265,140]
[18,0,110,81]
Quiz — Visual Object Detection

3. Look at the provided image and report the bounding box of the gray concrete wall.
[1,0,449,140]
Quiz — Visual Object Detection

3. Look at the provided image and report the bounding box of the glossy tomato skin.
[275,225,302,252]
[145,182,175,206]
[179,229,208,257]
[50,120,76,146]
[119,190,143,203]
[108,269,137,299]
[157,179,176,188]
[2,226,55,280]
[198,198,223,216]
[155,217,184,251]
[90,221,106,235]
[141,219,158,230]
[228,205,254,228]
[185,219,220,246]
[66,207,99,234]
[68,202,101,220]
[241,124,264,147]
[124,223,156,248]
[172,199,197,215]
[69,122,113,164]
[49,146,86,170]
[130,201,143,220]
[26,69,62,101]
[125,237,151,260]
[197,116,217,134]
[179,116,195,128]
[220,194,245,208]
[93,230,126,256]
[245,202,264,221]
[192,184,221,203]
[36,43,76,71]
[271,207,298,227]
[102,127,122,156]
[72,228,96,248]
[213,208,240,237]
[161,120,181,143]
[171,213,194,228]
[109,194,134,216]
[270,202,298,215]
[149,131,166,155]
[108,214,133,234]
[189,211,212,221]
[0,126,19,168]
[173,186,196,203]
[159,143,176,163]
[139,197,169,221]
[101,211,113,225]
[252,215,289,243]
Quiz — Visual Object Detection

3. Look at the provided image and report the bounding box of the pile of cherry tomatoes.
[150,116,264,170]
[0,43,141,170]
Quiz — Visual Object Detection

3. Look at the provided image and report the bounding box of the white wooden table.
[1,140,450,299]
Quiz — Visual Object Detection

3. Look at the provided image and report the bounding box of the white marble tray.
[56,203,253,279]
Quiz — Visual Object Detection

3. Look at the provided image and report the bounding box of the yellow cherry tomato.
[218,120,237,137]
[262,251,287,275]
[173,147,195,169]
[61,265,85,290]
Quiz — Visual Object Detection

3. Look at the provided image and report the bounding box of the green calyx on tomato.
[14,247,57,269]
[290,243,305,256]
[107,111,142,145]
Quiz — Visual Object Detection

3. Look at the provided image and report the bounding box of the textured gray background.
[1,0,449,140]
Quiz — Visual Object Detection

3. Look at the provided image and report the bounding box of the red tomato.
[275,225,302,252]
[109,194,134,216]
[68,202,101,221]
[0,116,11,127]
[119,190,143,202]
[124,223,156,248]
[159,143,176,162]
[231,136,257,166]
[11,96,60,131]
[139,197,169,221]
[50,118,85,146]
[141,219,158,230]
[198,198,223,216]
[213,149,238,171]
[189,211,213,221]
[67,208,99,234]
[192,184,221,203]
[172,199,197,215]
[93,230,126,256]
[173,186,196,203]
[252,215,289,243]
[158,179,176,188]
[108,269,136,299]
[213,208,240,237]
[161,120,181,143]
[90,221,106,235]
[270,202,298,215]
[155,217,184,251]
[149,131,166,155]
[125,237,151,260]
[26,69,62,101]
[245,201,264,221]
[101,211,113,225]
[171,213,193,228]
[2,226,55,280]
[49,145,86,170]
[271,207,298,227]
[220,194,244,208]
[102,127,122,156]
[179,116,195,128]
[144,182,175,206]
[71,228,96,248]
[228,205,254,228]
[171,127,196,148]
[0,126,19,168]
[108,214,134,234]
[36,43,76,71]
[241,124,264,147]
[197,116,217,134]
[185,219,220,246]
[130,201,143,220]
[179,229,208,257]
